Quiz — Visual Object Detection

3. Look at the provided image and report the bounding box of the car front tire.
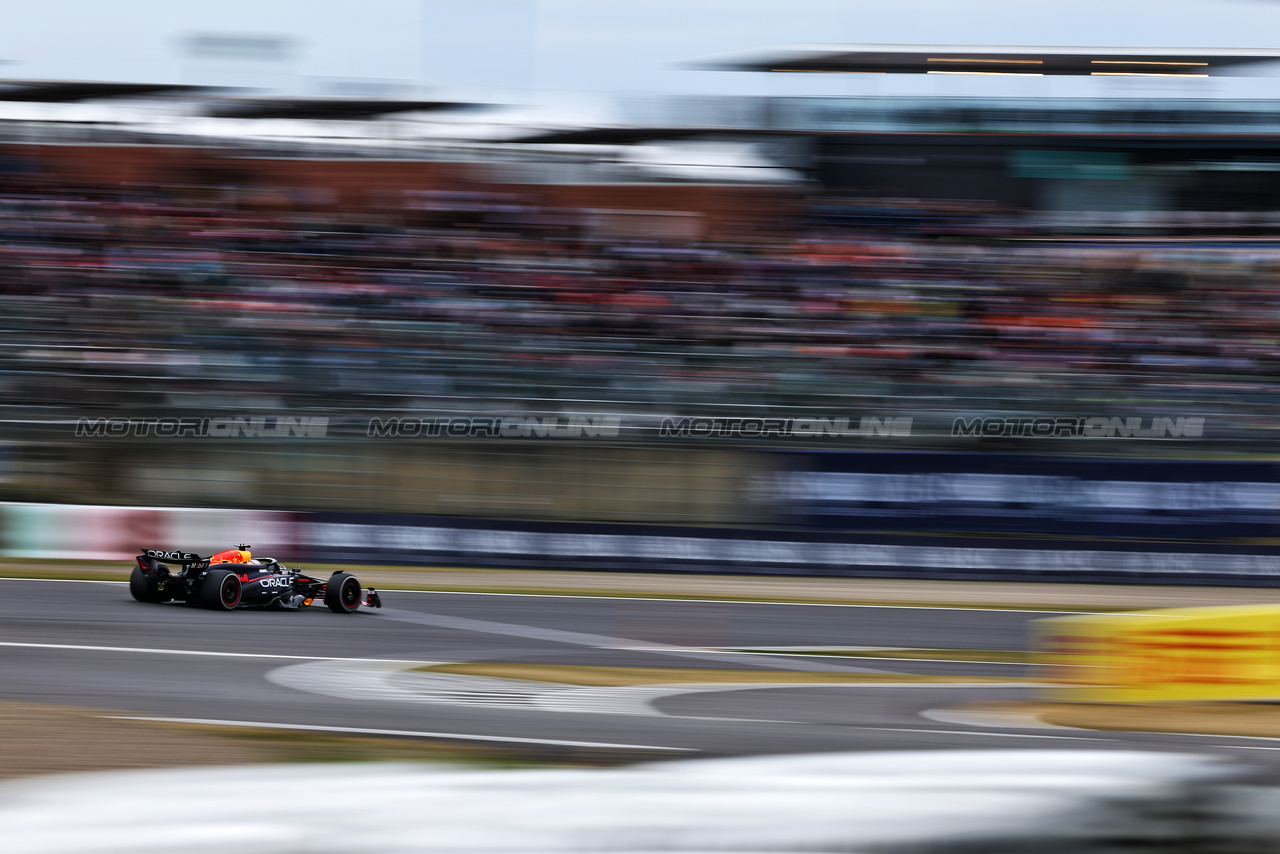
[324,572,362,613]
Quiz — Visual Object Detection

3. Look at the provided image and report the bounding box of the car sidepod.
[236,567,298,608]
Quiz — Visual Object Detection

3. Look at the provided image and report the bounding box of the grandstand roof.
[698,44,1280,76]
[0,80,212,102]
[204,97,485,120]
[506,127,726,145]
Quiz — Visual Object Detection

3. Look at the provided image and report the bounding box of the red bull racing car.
[129,545,382,612]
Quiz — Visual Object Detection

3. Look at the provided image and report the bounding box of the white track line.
[920,707,1082,730]
[1119,730,1280,743]
[637,647,1033,665]
[0,641,420,663]
[0,578,1091,613]
[866,726,1102,741]
[1221,745,1280,751]
[0,578,125,584]
[914,707,1280,750]
[102,715,692,751]
[379,588,1090,614]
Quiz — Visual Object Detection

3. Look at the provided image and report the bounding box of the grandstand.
[0,54,1279,515]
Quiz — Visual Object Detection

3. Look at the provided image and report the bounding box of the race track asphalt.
[4,578,1280,762]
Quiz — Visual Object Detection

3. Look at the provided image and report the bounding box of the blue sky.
[1,0,1279,105]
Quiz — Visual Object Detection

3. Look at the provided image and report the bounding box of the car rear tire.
[201,569,242,611]
[129,565,164,603]
[324,572,361,613]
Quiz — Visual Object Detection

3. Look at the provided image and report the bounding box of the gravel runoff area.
[0,702,269,780]
[0,701,625,781]
[4,559,1279,610]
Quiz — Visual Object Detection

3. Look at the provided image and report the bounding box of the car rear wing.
[138,549,207,571]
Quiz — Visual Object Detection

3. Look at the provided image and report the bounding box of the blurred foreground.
[5,750,1277,854]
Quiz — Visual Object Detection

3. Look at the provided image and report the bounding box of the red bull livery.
[129,545,382,612]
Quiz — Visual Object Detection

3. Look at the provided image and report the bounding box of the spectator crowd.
[0,174,1277,446]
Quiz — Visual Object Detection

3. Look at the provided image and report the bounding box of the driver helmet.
[209,545,254,565]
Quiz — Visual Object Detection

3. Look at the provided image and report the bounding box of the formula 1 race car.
[129,545,382,613]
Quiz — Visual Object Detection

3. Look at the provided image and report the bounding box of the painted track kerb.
[265,658,1030,719]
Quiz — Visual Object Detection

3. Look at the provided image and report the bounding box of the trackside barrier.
[1038,604,1280,702]
[0,502,300,561]
[2,501,1279,587]
[301,511,1280,587]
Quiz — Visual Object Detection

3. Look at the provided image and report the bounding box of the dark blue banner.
[763,452,1280,538]
[302,512,1280,587]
